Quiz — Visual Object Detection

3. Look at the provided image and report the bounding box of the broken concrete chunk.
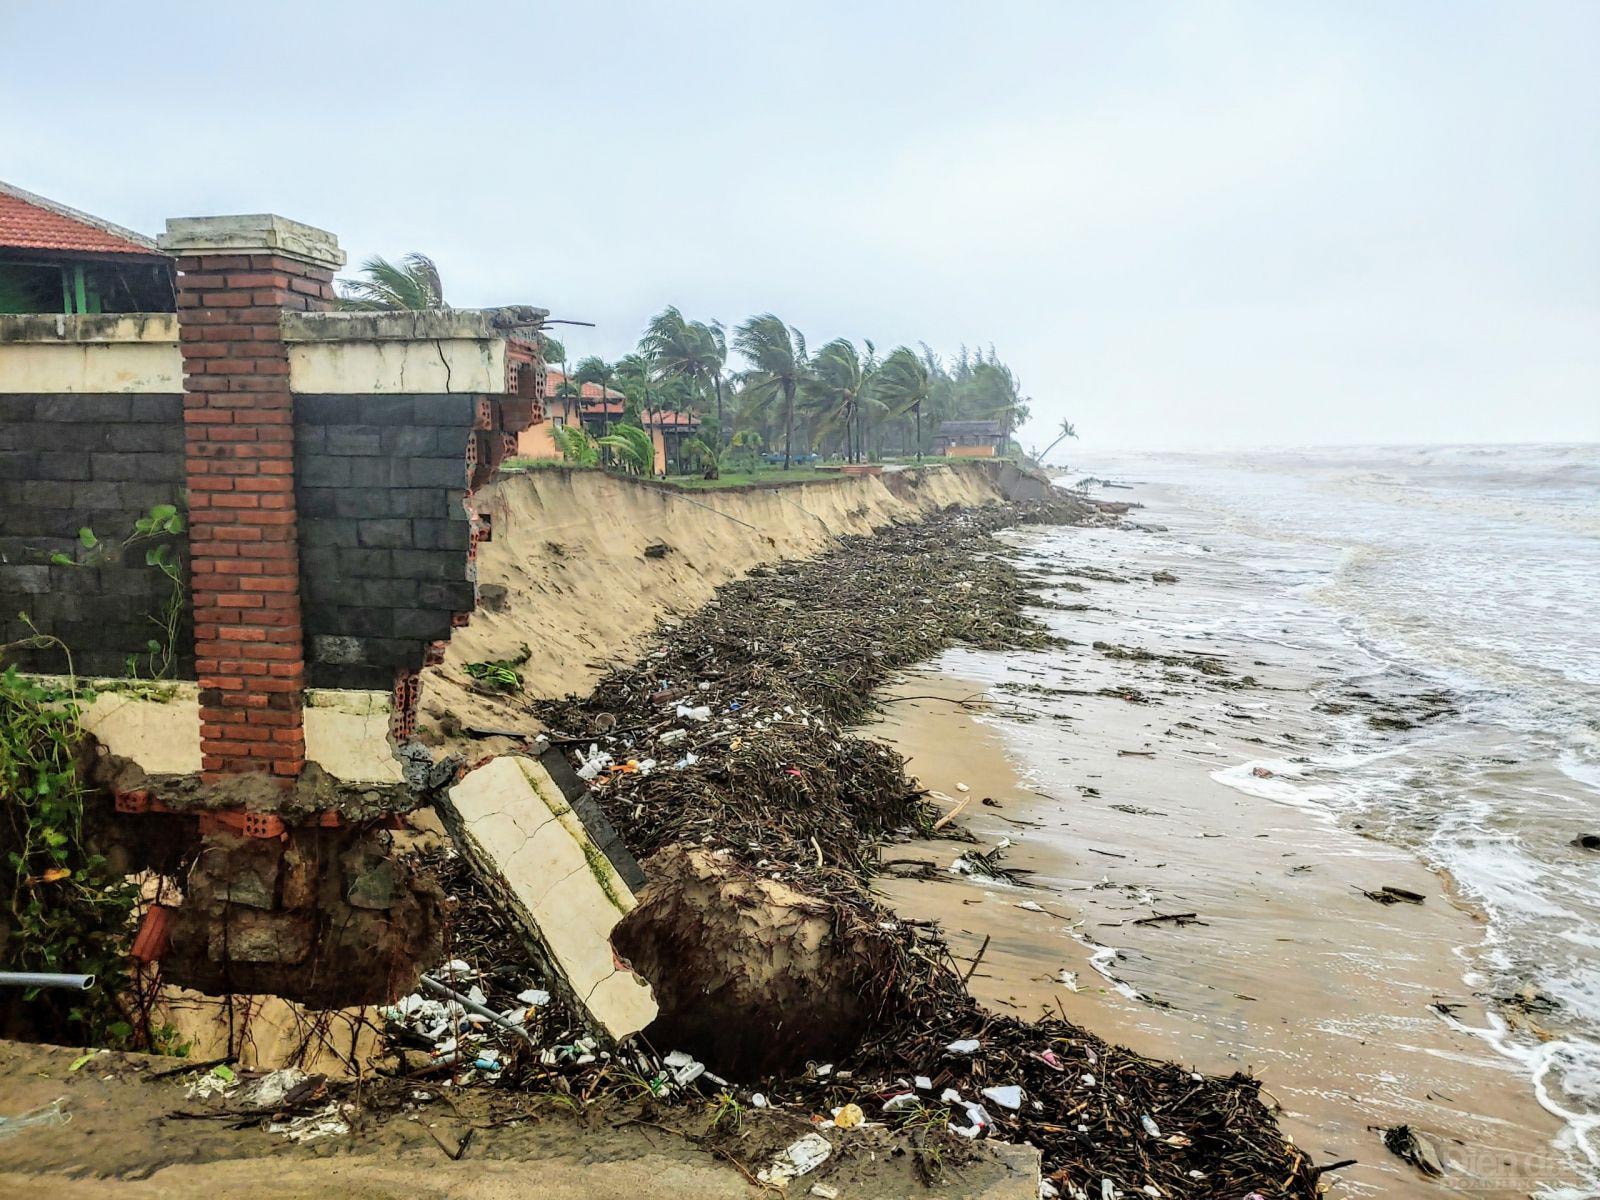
[435,755,656,1043]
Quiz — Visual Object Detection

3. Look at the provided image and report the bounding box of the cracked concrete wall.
[282,311,509,396]
[436,755,658,1043]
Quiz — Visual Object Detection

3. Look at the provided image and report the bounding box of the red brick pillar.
[158,216,345,783]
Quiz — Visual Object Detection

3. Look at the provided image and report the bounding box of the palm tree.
[640,307,728,447]
[597,423,656,476]
[1037,419,1079,465]
[572,356,616,437]
[336,253,446,310]
[876,346,932,462]
[805,339,873,462]
[734,314,808,469]
[701,321,728,447]
[612,353,655,425]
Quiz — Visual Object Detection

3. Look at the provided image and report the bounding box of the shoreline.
[867,521,1583,1197]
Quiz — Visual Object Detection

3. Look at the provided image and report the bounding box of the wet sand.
[870,669,1573,1198]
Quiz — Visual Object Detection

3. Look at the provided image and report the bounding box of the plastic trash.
[1139,1113,1161,1139]
[945,1038,981,1055]
[664,1049,706,1087]
[241,1068,310,1110]
[981,1084,1023,1110]
[0,1097,68,1139]
[948,1099,992,1139]
[757,1133,833,1185]
[882,1092,920,1113]
[832,1102,865,1129]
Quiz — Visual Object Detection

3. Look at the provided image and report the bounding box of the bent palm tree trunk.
[783,380,796,469]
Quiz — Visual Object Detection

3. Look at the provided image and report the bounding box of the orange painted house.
[516,367,699,475]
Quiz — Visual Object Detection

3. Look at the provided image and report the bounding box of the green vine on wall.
[51,504,186,679]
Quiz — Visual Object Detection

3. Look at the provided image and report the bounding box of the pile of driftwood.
[433,495,1324,1197]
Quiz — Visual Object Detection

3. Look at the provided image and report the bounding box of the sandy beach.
[871,636,1577,1193]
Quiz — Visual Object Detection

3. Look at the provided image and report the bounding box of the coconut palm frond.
[597,422,656,476]
[336,252,447,311]
[552,422,599,466]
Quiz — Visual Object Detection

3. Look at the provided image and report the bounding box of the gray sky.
[5,1,1597,450]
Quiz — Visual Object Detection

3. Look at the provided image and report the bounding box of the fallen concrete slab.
[434,754,657,1042]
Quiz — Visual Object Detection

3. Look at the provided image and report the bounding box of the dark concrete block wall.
[295,394,475,690]
[0,393,192,678]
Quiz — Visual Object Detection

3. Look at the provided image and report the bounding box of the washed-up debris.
[239,1068,315,1111]
[184,1066,234,1100]
[982,1084,1024,1110]
[758,1132,834,1185]
[1362,885,1426,905]
[1497,984,1561,1015]
[664,1049,706,1087]
[267,1103,349,1144]
[833,1102,866,1128]
[427,498,1319,1197]
[0,1096,69,1138]
[1380,1123,1445,1175]
[1572,833,1599,851]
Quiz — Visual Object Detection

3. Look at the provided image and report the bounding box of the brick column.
[158,216,345,783]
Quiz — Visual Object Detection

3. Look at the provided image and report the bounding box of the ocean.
[1047,443,1600,1188]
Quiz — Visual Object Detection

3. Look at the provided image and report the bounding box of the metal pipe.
[419,975,537,1047]
[0,972,95,991]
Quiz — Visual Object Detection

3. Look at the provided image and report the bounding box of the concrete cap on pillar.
[158,214,346,270]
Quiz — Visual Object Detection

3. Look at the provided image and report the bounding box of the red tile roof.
[543,369,626,402]
[545,370,699,426]
[0,180,163,257]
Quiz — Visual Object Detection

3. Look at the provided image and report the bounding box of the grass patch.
[660,467,837,490]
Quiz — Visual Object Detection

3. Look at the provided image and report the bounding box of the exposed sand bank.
[869,656,1571,1198]
[417,463,1015,743]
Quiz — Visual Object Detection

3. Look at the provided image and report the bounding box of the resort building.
[932,418,1005,457]
[515,366,700,475]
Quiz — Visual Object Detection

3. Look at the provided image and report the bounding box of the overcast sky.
[5,1,1596,450]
